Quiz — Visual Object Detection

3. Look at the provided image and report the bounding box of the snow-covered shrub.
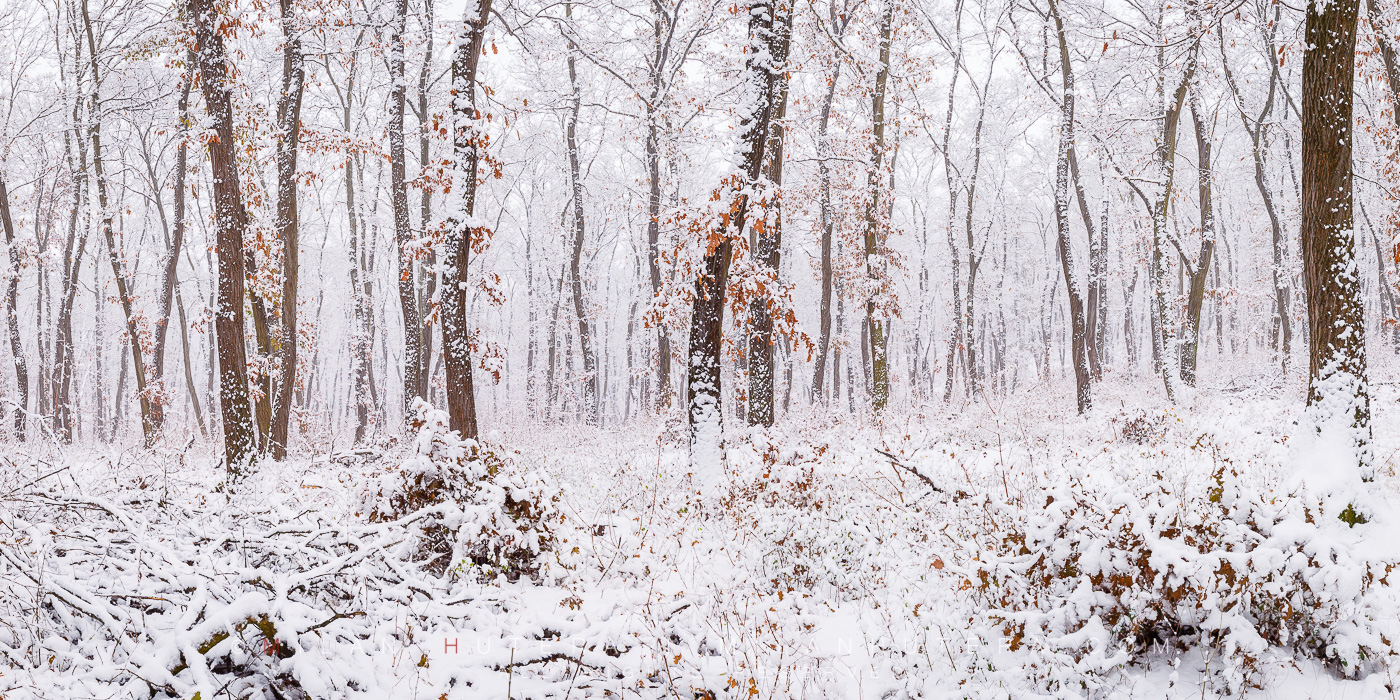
[962,445,1397,694]
[362,399,559,582]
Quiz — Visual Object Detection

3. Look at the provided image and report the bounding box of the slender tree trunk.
[863,0,894,413]
[1302,0,1371,477]
[564,2,599,424]
[811,57,842,402]
[1047,0,1091,412]
[417,0,437,401]
[83,0,155,445]
[150,59,196,435]
[391,0,425,423]
[442,0,493,438]
[191,0,258,473]
[270,0,306,459]
[1179,93,1216,386]
[0,178,26,439]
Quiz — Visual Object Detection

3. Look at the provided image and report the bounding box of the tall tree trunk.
[1301,0,1371,478]
[1047,0,1091,413]
[1179,92,1216,386]
[1144,24,1199,403]
[417,0,437,401]
[191,0,258,473]
[564,2,599,424]
[442,0,492,438]
[863,0,893,413]
[270,0,306,459]
[391,0,425,421]
[54,87,88,443]
[150,59,196,434]
[811,8,851,404]
[747,7,792,427]
[83,0,155,445]
[0,178,26,439]
[687,0,788,466]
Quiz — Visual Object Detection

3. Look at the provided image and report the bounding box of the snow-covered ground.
[3,377,1400,699]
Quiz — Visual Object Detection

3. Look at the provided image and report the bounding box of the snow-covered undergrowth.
[3,381,1400,698]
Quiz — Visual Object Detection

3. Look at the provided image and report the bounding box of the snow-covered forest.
[1,0,1399,694]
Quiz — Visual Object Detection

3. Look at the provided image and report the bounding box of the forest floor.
[3,370,1400,698]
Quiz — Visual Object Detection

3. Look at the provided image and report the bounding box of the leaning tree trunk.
[687,0,789,466]
[441,0,493,439]
[746,7,792,427]
[191,0,258,473]
[270,0,306,460]
[0,177,26,439]
[863,0,894,413]
[1302,0,1371,479]
[1047,0,1091,413]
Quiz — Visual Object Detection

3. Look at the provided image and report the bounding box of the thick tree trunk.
[442,0,493,438]
[191,0,258,473]
[1302,0,1371,475]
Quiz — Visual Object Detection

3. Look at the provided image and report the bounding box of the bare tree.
[270,0,307,459]
[82,0,154,445]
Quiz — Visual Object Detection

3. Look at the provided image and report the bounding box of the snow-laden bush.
[959,438,1398,694]
[362,399,559,582]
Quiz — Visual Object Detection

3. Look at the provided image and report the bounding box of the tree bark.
[1047,0,1091,413]
[0,177,26,439]
[564,1,600,424]
[687,0,788,465]
[83,0,155,445]
[747,5,791,427]
[150,59,195,435]
[863,0,894,413]
[191,0,258,473]
[442,0,492,438]
[1179,93,1216,386]
[270,0,306,459]
[1302,0,1371,474]
[391,0,425,423]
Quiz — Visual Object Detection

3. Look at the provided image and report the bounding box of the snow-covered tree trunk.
[0,176,25,440]
[1301,0,1372,482]
[1047,0,1091,413]
[190,0,258,473]
[863,0,893,413]
[687,0,788,467]
[441,0,492,439]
